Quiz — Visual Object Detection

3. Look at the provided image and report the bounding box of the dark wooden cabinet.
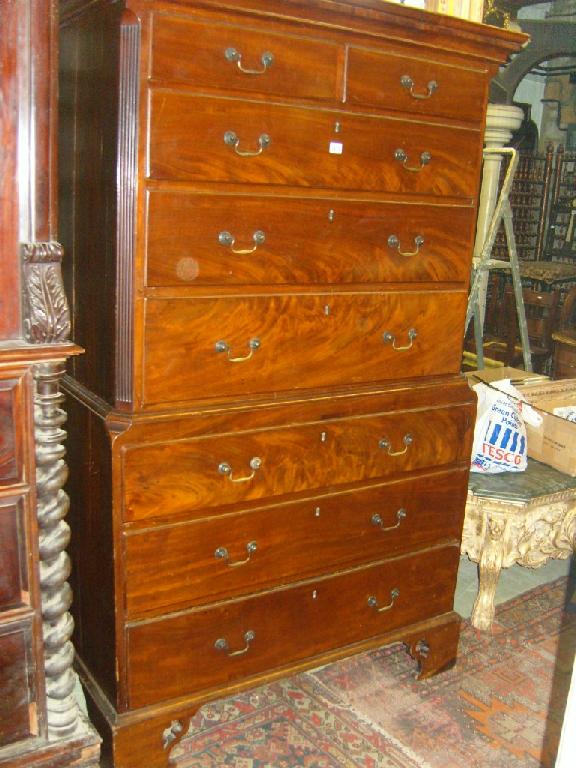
[0,1,100,765]
[57,1,525,766]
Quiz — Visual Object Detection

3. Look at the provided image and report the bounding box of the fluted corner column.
[473,104,524,327]
[34,360,80,739]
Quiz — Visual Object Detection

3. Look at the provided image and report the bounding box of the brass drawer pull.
[387,234,424,257]
[224,130,271,157]
[214,630,256,657]
[400,74,438,100]
[219,229,266,254]
[215,540,257,567]
[371,508,407,531]
[225,47,274,75]
[367,588,400,613]
[394,148,431,172]
[379,433,413,456]
[383,328,417,351]
[218,456,262,483]
[215,337,261,362]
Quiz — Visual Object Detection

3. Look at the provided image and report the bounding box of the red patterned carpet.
[170,576,576,767]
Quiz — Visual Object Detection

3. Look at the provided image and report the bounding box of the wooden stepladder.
[465,146,533,372]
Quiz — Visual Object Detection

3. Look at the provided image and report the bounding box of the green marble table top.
[468,458,576,503]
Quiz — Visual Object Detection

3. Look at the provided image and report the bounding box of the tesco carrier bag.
[470,379,540,474]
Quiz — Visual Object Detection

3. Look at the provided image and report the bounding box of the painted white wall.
[556,656,576,767]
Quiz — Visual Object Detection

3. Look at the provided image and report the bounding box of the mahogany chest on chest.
[57,1,525,765]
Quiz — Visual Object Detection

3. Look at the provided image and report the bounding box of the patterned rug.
[170,575,576,768]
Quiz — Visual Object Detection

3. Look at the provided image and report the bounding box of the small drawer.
[126,544,460,708]
[0,497,30,612]
[142,291,467,406]
[0,621,38,747]
[346,46,486,123]
[151,13,341,102]
[0,378,25,486]
[148,91,480,199]
[146,191,474,287]
[124,469,468,619]
[122,403,472,523]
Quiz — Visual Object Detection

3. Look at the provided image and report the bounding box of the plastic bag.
[470,379,531,474]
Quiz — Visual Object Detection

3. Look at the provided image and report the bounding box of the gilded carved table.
[462,458,576,630]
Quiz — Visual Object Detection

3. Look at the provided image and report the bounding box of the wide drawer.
[126,544,460,708]
[124,469,468,619]
[150,13,341,102]
[148,91,480,198]
[142,291,467,405]
[346,46,486,123]
[0,497,29,612]
[146,191,474,286]
[122,403,471,523]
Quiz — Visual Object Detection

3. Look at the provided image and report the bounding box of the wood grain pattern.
[148,91,480,198]
[142,291,467,405]
[145,191,474,286]
[122,403,471,522]
[150,12,342,101]
[126,544,460,708]
[346,45,487,123]
[124,468,468,618]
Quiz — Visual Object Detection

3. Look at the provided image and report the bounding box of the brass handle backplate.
[218,456,262,483]
[224,130,271,157]
[394,148,432,172]
[214,630,256,656]
[215,337,261,362]
[367,588,400,613]
[215,540,257,567]
[379,434,413,456]
[383,328,417,351]
[371,508,407,531]
[225,47,274,75]
[400,74,438,100]
[387,234,425,257]
[219,230,266,254]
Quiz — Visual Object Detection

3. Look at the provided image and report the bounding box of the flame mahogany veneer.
[57,1,526,765]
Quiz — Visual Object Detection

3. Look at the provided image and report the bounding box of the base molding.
[0,723,100,768]
[78,611,461,768]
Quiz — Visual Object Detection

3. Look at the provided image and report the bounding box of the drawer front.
[346,47,486,123]
[0,622,37,747]
[148,91,480,198]
[143,291,466,405]
[0,380,20,485]
[124,469,468,619]
[127,544,459,707]
[123,404,471,523]
[146,191,474,287]
[0,497,29,611]
[151,13,341,101]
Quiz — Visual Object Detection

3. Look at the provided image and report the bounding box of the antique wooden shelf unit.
[57,1,525,765]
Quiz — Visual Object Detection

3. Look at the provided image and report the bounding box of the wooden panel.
[146,191,474,286]
[148,91,480,198]
[124,469,468,618]
[0,622,37,748]
[151,13,341,101]
[142,291,467,405]
[0,498,28,611]
[346,46,486,123]
[122,403,471,523]
[126,544,460,708]
[0,380,20,485]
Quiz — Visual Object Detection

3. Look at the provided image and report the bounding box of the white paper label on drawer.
[329,141,343,155]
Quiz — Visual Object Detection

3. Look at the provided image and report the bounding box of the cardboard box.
[465,367,549,387]
[516,379,576,477]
